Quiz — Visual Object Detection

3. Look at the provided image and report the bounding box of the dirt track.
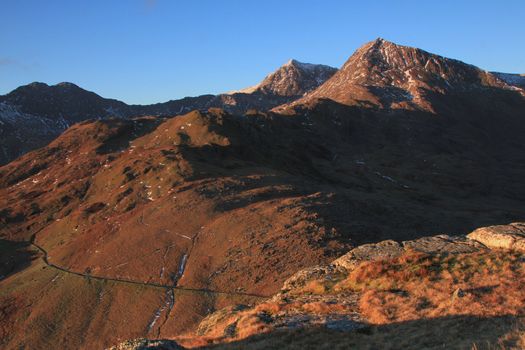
[30,238,268,299]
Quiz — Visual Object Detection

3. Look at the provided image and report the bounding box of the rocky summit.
[233,59,337,96]
[1,38,524,350]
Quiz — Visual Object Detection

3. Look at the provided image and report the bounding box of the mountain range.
[0,60,336,165]
[3,40,524,166]
[1,39,524,349]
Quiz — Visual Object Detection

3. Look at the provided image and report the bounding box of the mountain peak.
[27,82,50,89]
[285,58,299,66]
[358,37,394,52]
[230,60,337,97]
[13,81,82,94]
[351,38,420,66]
[282,39,513,111]
[55,82,80,89]
[372,37,387,45]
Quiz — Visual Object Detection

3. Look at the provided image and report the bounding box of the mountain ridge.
[0,59,336,165]
[276,38,523,112]
[2,40,524,166]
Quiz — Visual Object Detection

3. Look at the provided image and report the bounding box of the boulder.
[281,265,336,292]
[467,223,525,251]
[332,240,404,270]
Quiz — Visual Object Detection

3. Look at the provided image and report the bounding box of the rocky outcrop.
[284,235,485,290]
[107,338,182,350]
[108,222,525,349]
[334,235,485,270]
[332,239,405,270]
[467,223,525,251]
[194,223,525,340]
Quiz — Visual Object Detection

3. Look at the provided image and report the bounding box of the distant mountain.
[0,61,336,165]
[276,38,523,112]
[0,82,132,165]
[0,82,130,121]
[232,59,337,96]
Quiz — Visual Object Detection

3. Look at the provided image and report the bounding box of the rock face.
[331,240,404,270]
[278,38,523,112]
[467,223,525,251]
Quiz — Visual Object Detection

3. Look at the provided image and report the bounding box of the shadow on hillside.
[96,117,165,154]
[170,99,525,245]
[0,239,37,281]
[199,314,523,349]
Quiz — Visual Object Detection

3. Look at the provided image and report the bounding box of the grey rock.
[332,240,404,270]
[403,235,485,254]
[281,265,336,292]
[107,338,183,350]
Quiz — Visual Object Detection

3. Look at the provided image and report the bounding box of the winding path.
[29,239,268,299]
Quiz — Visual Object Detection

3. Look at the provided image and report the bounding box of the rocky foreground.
[110,222,525,349]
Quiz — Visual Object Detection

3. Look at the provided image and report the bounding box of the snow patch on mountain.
[492,72,525,89]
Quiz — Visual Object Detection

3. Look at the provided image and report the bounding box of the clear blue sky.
[1,0,524,104]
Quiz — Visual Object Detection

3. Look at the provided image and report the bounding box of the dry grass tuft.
[336,250,525,324]
[180,250,525,349]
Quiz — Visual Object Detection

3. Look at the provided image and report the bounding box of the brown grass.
[179,297,356,348]
[197,316,525,350]
[334,250,525,324]
[182,250,525,348]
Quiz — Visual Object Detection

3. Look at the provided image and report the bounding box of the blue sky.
[1,0,524,104]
